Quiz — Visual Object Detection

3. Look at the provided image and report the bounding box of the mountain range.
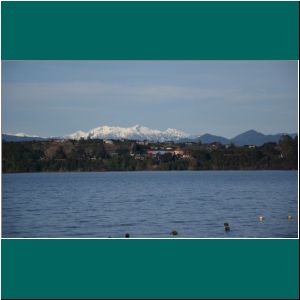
[2,133,47,142]
[194,130,297,146]
[2,125,297,146]
[66,125,189,142]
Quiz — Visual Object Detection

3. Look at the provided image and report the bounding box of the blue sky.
[2,60,298,138]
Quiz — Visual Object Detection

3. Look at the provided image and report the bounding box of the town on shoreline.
[2,135,298,173]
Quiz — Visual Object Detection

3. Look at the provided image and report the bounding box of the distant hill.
[2,127,297,146]
[196,134,230,145]
[230,130,297,146]
[192,130,297,146]
[2,134,47,142]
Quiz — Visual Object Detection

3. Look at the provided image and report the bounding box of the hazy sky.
[2,60,298,138]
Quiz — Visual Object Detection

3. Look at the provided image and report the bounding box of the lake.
[2,171,298,238]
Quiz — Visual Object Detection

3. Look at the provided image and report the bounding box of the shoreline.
[2,169,298,175]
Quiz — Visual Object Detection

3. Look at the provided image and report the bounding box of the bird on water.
[224,223,230,231]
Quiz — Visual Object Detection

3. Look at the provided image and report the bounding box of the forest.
[2,135,298,172]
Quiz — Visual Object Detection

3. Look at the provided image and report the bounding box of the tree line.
[2,135,298,172]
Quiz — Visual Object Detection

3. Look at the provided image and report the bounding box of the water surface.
[2,171,298,238]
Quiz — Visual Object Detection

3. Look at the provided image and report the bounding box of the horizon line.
[2,125,298,140]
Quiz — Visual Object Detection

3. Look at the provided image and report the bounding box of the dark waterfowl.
[224,223,230,231]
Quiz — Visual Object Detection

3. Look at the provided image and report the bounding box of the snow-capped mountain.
[65,125,189,142]
[2,133,47,142]
[10,132,40,138]
[3,127,297,145]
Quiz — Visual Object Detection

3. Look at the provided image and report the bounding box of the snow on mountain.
[2,134,47,142]
[66,125,189,142]
[13,132,40,138]
[66,130,89,140]
[4,127,297,144]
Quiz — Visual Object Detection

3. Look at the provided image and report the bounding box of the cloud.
[3,81,216,101]
[3,80,293,106]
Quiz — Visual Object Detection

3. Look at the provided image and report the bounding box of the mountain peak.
[132,124,141,129]
[3,127,297,145]
[65,125,189,142]
[240,129,263,136]
[244,129,259,134]
[232,130,277,146]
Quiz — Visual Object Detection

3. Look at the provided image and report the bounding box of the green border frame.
[2,239,299,299]
[1,1,299,60]
[1,1,299,299]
